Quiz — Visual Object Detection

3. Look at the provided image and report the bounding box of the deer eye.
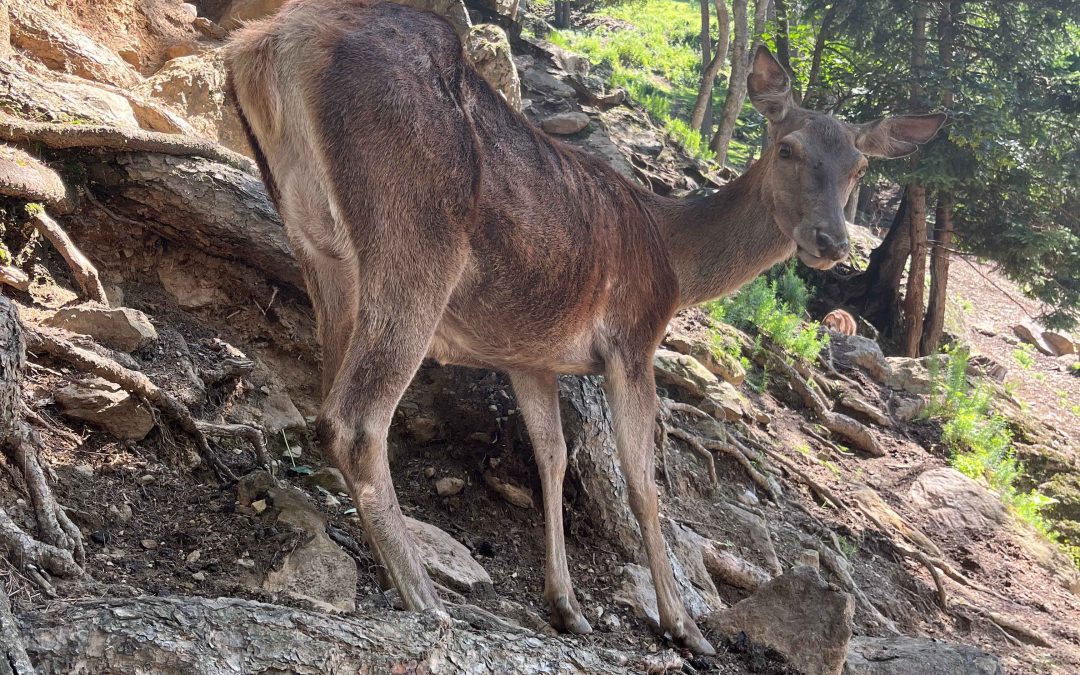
[778,143,793,159]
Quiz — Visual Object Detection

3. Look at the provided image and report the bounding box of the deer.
[226,0,944,654]
[823,309,859,336]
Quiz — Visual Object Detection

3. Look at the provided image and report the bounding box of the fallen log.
[17,595,630,674]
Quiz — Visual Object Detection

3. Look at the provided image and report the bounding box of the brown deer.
[823,309,859,336]
[226,0,943,654]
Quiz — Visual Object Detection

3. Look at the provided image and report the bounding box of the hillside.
[1,1,1078,674]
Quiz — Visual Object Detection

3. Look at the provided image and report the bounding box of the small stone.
[237,470,274,506]
[90,530,109,545]
[237,558,255,569]
[56,378,155,441]
[324,493,341,508]
[795,549,820,570]
[251,499,268,514]
[107,503,133,524]
[541,111,590,135]
[192,571,207,582]
[423,467,436,479]
[138,474,155,486]
[74,464,94,478]
[601,612,622,631]
[141,539,159,550]
[281,444,302,459]
[180,2,198,18]
[435,476,465,497]
[186,549,202,564]
[303,467,349,495]
[737,490,760,507]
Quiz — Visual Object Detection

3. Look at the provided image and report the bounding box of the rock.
[435,476,465,497]
[303,467,349,495]
[706,565,853,675]
[520,66,576,98]
[615,563,660,629]
[251,499,267,514]
[236,469,275,505]
[404,516,492,594]
[698,380,748,422]
[136,49,250,157]
[260,390,307,435]
[844,636,1002,675]
[541,112,590,135]
[0,145,69,209]
[263,486,357,611]
[141,539,159,550]
[888,393,926,422]
[464,24,521,112]
[654,348,716,398]
[73,464,94,478]
[665,521,724,614]
[44,305,158,352]
[484,472,534,508]
[1012,322,1055,356]
[8,0,141,88]
[181,3,199,18]
[107,503,133,524]
[157,256,229,308]
[48,80,140,129]
[967,354,1007,382]
[907,467,1007,535]
[884,355,942,396]
[831,334,891,383]
[193,17,228,40]
[403,414,445,443]
[974,322,997,337]
[55,377,155,441]
[192,571,207,582]
[1043,330,1076,356]
[665,331,746,386]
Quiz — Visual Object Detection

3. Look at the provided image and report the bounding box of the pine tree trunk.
[921,195,953,355]
[710,0,749,164]
[803,3,838,110]
[773,0,795,99]
[690,0,729,136]
[858,190,912,338]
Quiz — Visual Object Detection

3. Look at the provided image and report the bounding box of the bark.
[773,0,794,96]
[30,211,108,305]
[803,3,838,110]
[899,1,930,358]
[1,582,34,675]
[710,0,749,164]
[90,153,303,290]
[16,595,630,674]
[751,0,770,47]
[689,0,729,135]
[553,0,571,29]
[855,185,911,341]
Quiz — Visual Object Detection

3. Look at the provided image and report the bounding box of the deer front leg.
[510,370,592,635]
[604,354,716,655]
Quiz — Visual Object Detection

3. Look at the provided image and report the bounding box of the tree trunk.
[751,0,770,47]
[16,595,629,674]
[921,195,953,355]
[553,0,571,29]
[803,3,838,110]
[858,190,912,337]
[899,0,930,357]
[690,0,729,136]
[710,0,749,165]
[773,0,795,99]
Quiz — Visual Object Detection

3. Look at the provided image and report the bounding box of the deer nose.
[815,229,850,261]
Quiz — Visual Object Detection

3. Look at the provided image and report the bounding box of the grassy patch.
[548,0,756,166]
[927,347,1080,568]
[705,262,828,363]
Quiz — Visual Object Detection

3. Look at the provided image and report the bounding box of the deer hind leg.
[509,369,592,635]
[604,353,716,655]
[315,251,467,614]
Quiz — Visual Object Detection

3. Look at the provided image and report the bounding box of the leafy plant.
[1013,343,1036,370]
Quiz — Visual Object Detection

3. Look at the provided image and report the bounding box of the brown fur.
[823,309,858,336]
[226,0,943,653]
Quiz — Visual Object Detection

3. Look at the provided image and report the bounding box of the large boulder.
[44,305,158,352]
[464,24,521,112]
[907,467,1007,535]
[135,50,250,157]
[844,636,1002,675]
[706,565,853,675]
[8,0,141,87]
[55,377,155,441]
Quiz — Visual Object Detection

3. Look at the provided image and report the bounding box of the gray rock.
[665,331,746,386]
[884,355,943,396]
[706,565,853,675]
[55,377,155,440]
[541,112,590,135]
[263,486,357,611]
[831,334,891,382]
[303,467,348,495]
[405,517,492,594]
[44,305,157,352]
[844,636,1002,675]
[236,470,275,505]
[888,393,927,422]
[464,24,520,112]
[615,563,660,629]
[1013,322,1055,355]
[520,67,575,98]
[907,467,1007,534]
[654,348,751,421]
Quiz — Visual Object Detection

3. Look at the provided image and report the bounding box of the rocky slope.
[0,1,1078,673]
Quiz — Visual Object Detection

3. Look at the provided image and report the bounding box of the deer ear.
[747,46,794,123]
[854,113,947,158]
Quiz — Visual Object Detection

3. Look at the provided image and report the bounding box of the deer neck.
[654,159,796,308]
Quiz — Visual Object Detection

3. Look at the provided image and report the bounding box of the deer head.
[747,46,946,270]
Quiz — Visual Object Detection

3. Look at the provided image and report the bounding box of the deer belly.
[427,314,602,375]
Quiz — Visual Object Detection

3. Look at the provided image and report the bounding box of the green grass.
[1013,343,1036,369]
[705,262,828,363]
[548,0,755,166]
[926,347,1080,568]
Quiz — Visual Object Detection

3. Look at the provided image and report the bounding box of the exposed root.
[0,509,82,581]
[665,427,718,485]
[25,328,267,480]
[4,433,84,566]
[30,210,108,306]
[834,389,892,427]
[806,536,901,636]
[0,578,36,675]
[738,431,848,514]
[953,600,1053,648]
[0,112,255,174]
[762,347,884,456]
[194,421,272,473]
[0,265,30,292]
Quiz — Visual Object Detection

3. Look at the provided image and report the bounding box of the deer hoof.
[671,619,716,656]
[550,595,593,635]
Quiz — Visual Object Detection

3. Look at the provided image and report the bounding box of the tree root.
[806,535,901,636]
[0,112,255,174]
[0,266,30,292]
[700,543,771,591]
[737,429,847,514]
[29,211,108,306]
[0,578,36,675]
[0,509,82,582]
[762,348,884,456]
[25,328,269,481]
[951,601,1053,648]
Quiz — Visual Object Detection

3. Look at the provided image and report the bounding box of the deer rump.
[227,0,678,379]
